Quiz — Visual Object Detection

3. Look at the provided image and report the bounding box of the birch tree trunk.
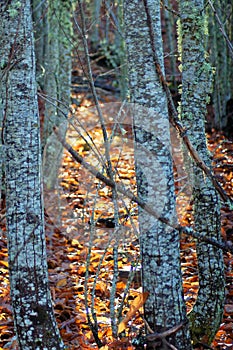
[0,1,64,348]
[178,0,225,345]
[123,1,192,349]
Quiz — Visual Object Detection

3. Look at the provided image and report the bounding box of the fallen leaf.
[0,260,8,268]
[118,292,149,334]
[56,278,67,287]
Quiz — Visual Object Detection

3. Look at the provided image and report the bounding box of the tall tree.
[123,1,192,349]
[0,1,64,348]
[207,0,233,129]
[33,0,72,190]
[178,0,225,344]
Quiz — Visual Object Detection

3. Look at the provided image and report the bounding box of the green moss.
[188,313,213,345]
[7,1,21,18]
[0,59,7,69]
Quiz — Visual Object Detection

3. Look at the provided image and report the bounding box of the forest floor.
[1,62,233,350]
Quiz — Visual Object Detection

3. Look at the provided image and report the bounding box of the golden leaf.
[118,292,149,334]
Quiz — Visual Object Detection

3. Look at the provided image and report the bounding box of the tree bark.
[123,1,192,349]
[207,0,232,129]
[0,1,64,348]
[33,0,72,190]
[178,0,225,344]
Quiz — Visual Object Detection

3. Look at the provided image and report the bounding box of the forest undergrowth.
[0,64,233,350]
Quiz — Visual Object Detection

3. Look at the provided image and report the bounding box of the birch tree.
[123,1,192,349]
[0,1,64,348]
[178,0,225,344]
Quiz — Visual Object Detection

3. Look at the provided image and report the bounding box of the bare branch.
[74,3,122,337]
[54,126,233,255]
[160,0,180,17]
[145,322,184,350]
[146,322,183,340]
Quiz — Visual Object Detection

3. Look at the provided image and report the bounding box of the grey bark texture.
[0,1,64,348]
[123,1,192,349]
[178,0,225,345]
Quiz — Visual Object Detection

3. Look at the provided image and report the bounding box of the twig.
[0,214,6,223]
[160,0,180,17]
[38,91,106,169]
[76,1,120,337]
[74,2,113,178]
[84,184,103,349]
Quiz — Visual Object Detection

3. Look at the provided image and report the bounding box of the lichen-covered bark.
[33,0,72,189]
[178,0,225,345]
[123,1,192,349]
[207,0,232,128]
[0,1,64,348]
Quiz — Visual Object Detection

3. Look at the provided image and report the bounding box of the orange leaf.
[56,278,67,287]
[0,260,8,268]
[118,292,149,334]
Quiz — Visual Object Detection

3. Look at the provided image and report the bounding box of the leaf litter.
[0,90,233,349]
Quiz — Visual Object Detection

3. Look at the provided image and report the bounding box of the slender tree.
[123,1,192,349]
[33,0,72,189]
[207,0,233,129]
[0,1,64,348]
[178,0,225,344]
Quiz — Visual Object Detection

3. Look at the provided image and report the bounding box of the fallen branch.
[54,126,233,255]
[145,320,184,350]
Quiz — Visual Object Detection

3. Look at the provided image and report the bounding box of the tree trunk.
[178,0,225,345]
[0,1,64,348]
[32,0,49,90]
[33,0,72,190]
[123,1,192,349]
[207,0,231,129]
